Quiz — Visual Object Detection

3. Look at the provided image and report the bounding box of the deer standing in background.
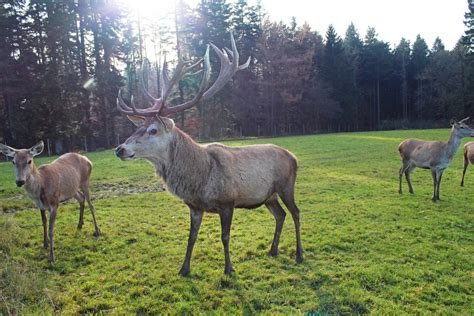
[0,141,100,262]
[398,118,474,201]
[461,141,474,186]
[115,34,303,276]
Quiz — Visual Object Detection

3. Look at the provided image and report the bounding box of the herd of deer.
[1,34,473,275]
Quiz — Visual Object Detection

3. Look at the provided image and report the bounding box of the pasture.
[0,129,473,314]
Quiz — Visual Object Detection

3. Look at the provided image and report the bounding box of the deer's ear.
[0,143,17,158]
[127,115,146,127]
[450,118,457,126]
[29,141,44,157]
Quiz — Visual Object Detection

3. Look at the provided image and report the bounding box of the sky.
[123,0,469,50]
[259,0,468,50]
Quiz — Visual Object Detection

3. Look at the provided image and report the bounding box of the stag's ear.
[162,117,175,131]
[127,115,146,127]
[29,141,44,157]
[450,118,457,126]
[0,143,17,158]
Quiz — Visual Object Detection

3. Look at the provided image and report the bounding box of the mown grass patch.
[0,129,473,314]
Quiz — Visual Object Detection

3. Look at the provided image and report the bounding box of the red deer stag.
[398,118,474,201]
[115,34,303,276]
[461,141,474,186]
[0,142,100,262]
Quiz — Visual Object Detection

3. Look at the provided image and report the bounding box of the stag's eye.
[149,128,157,135]
[27,160,32,164]
[12,161,15,165]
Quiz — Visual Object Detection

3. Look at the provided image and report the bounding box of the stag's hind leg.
[265,195,286,257]
[278,189,303,264]
[75,192,85,229]
[81,182,100,237]
[219,206,235,276]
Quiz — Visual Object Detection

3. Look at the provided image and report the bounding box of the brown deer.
[461,141,474,186]
[115,34,303,276]
[398,118,474,201]
[0,141,100,262]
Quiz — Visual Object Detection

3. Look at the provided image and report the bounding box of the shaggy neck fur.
[148,128,212,204]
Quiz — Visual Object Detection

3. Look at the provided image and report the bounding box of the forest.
[1,0,474,153]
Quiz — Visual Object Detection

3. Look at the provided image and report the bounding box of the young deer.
[461,141,474,186]
[398,118,474,201]
[115,34,303,276]
[0,141,100,262]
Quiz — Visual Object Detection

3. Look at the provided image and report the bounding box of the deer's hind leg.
[405,164,416,194]
[75,192,85,229]
[265,195,286,257]
[399,160,410,194]
[461,154,469,187]
[81,181,100,237]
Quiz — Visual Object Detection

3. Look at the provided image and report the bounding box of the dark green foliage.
[1,0,473,146]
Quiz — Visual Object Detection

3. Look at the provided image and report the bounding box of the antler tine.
[160,45,212,116]
[459,117,470,123]
[118,32,249,118]
[160,56,188,108]
[117,89,162,117]
[202,32,249,100]
[140,59,160,106]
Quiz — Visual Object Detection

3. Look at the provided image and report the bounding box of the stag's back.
[39,153,92,201]
[205,143,297,207]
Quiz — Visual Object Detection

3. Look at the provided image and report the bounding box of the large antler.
[117,33,251,117]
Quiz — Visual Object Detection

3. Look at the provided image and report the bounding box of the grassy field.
[0,129,473,314]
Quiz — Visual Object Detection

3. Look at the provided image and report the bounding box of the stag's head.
[451,117,474,138]
[115,33,250,161]
[0,141,44,187]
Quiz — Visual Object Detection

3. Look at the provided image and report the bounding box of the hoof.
[178,267,190,277]
[77,223,83,229]
[296,254,304,263]
[224,266,234,276]
[49,255,56,263]
[398,190,402,195]
[93,230,100,237]
[267,249,278,257]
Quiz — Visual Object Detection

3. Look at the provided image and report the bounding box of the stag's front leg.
[219,207,234,276]
[48,205,58,262]
[40,209,49,249]
[179,207,203,276]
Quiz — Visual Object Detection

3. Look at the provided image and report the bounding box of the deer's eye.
[12,161,15,165]
[27,160,32,164]
[149,128,157,135]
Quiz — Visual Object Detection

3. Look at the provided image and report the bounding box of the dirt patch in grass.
[0,181,165,214]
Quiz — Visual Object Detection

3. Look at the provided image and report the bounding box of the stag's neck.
[148,128,211,202]
[446,128,462,159]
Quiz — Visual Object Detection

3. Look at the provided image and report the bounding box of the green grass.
[0,129,473,314]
